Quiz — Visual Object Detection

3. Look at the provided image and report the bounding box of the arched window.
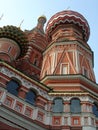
[25,89,36,105]
[92,103,98,117]
[6,79,20,96]
[70,98,81,113]
[52,98,63,113]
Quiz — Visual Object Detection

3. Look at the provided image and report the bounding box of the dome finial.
[66,6,70,10]
[0,14,4,20]
[19,19,24,28]
[38,15,47,24]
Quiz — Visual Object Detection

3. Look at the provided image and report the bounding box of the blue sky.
[0,0,98,83]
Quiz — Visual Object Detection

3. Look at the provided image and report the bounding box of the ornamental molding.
[48,94,93,102]
[43,40,92,56]
[0,66,50,99]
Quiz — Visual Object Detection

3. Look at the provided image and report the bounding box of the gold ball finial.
[38,15,47,24]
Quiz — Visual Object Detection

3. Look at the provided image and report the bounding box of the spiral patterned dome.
[46,10,90,42]
[0,25,28,57]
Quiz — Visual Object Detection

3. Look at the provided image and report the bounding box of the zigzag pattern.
[46,10,90,41]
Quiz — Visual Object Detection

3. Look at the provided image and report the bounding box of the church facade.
[0,10,98,130]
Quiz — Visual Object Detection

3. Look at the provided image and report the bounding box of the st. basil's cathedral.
[0,10,98,130]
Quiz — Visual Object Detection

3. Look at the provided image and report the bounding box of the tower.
[0,10,98,130]
[41,10,95,82]
[40,10,97,130]
[16,16,47,79]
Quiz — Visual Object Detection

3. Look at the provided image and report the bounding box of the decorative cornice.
[48,92,89,96]
[43,40,92,55]
[41,74,98,94]
[0,61,50,92]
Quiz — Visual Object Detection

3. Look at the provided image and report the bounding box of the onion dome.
[46,10,90,42]
[0,25,28,57]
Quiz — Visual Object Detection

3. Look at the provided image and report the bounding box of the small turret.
[16,16,47,80]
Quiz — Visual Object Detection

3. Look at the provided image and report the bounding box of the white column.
[68,116,71,126]
[0,91,7,104]
[44,113,51,125]
[32,108,38,120]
